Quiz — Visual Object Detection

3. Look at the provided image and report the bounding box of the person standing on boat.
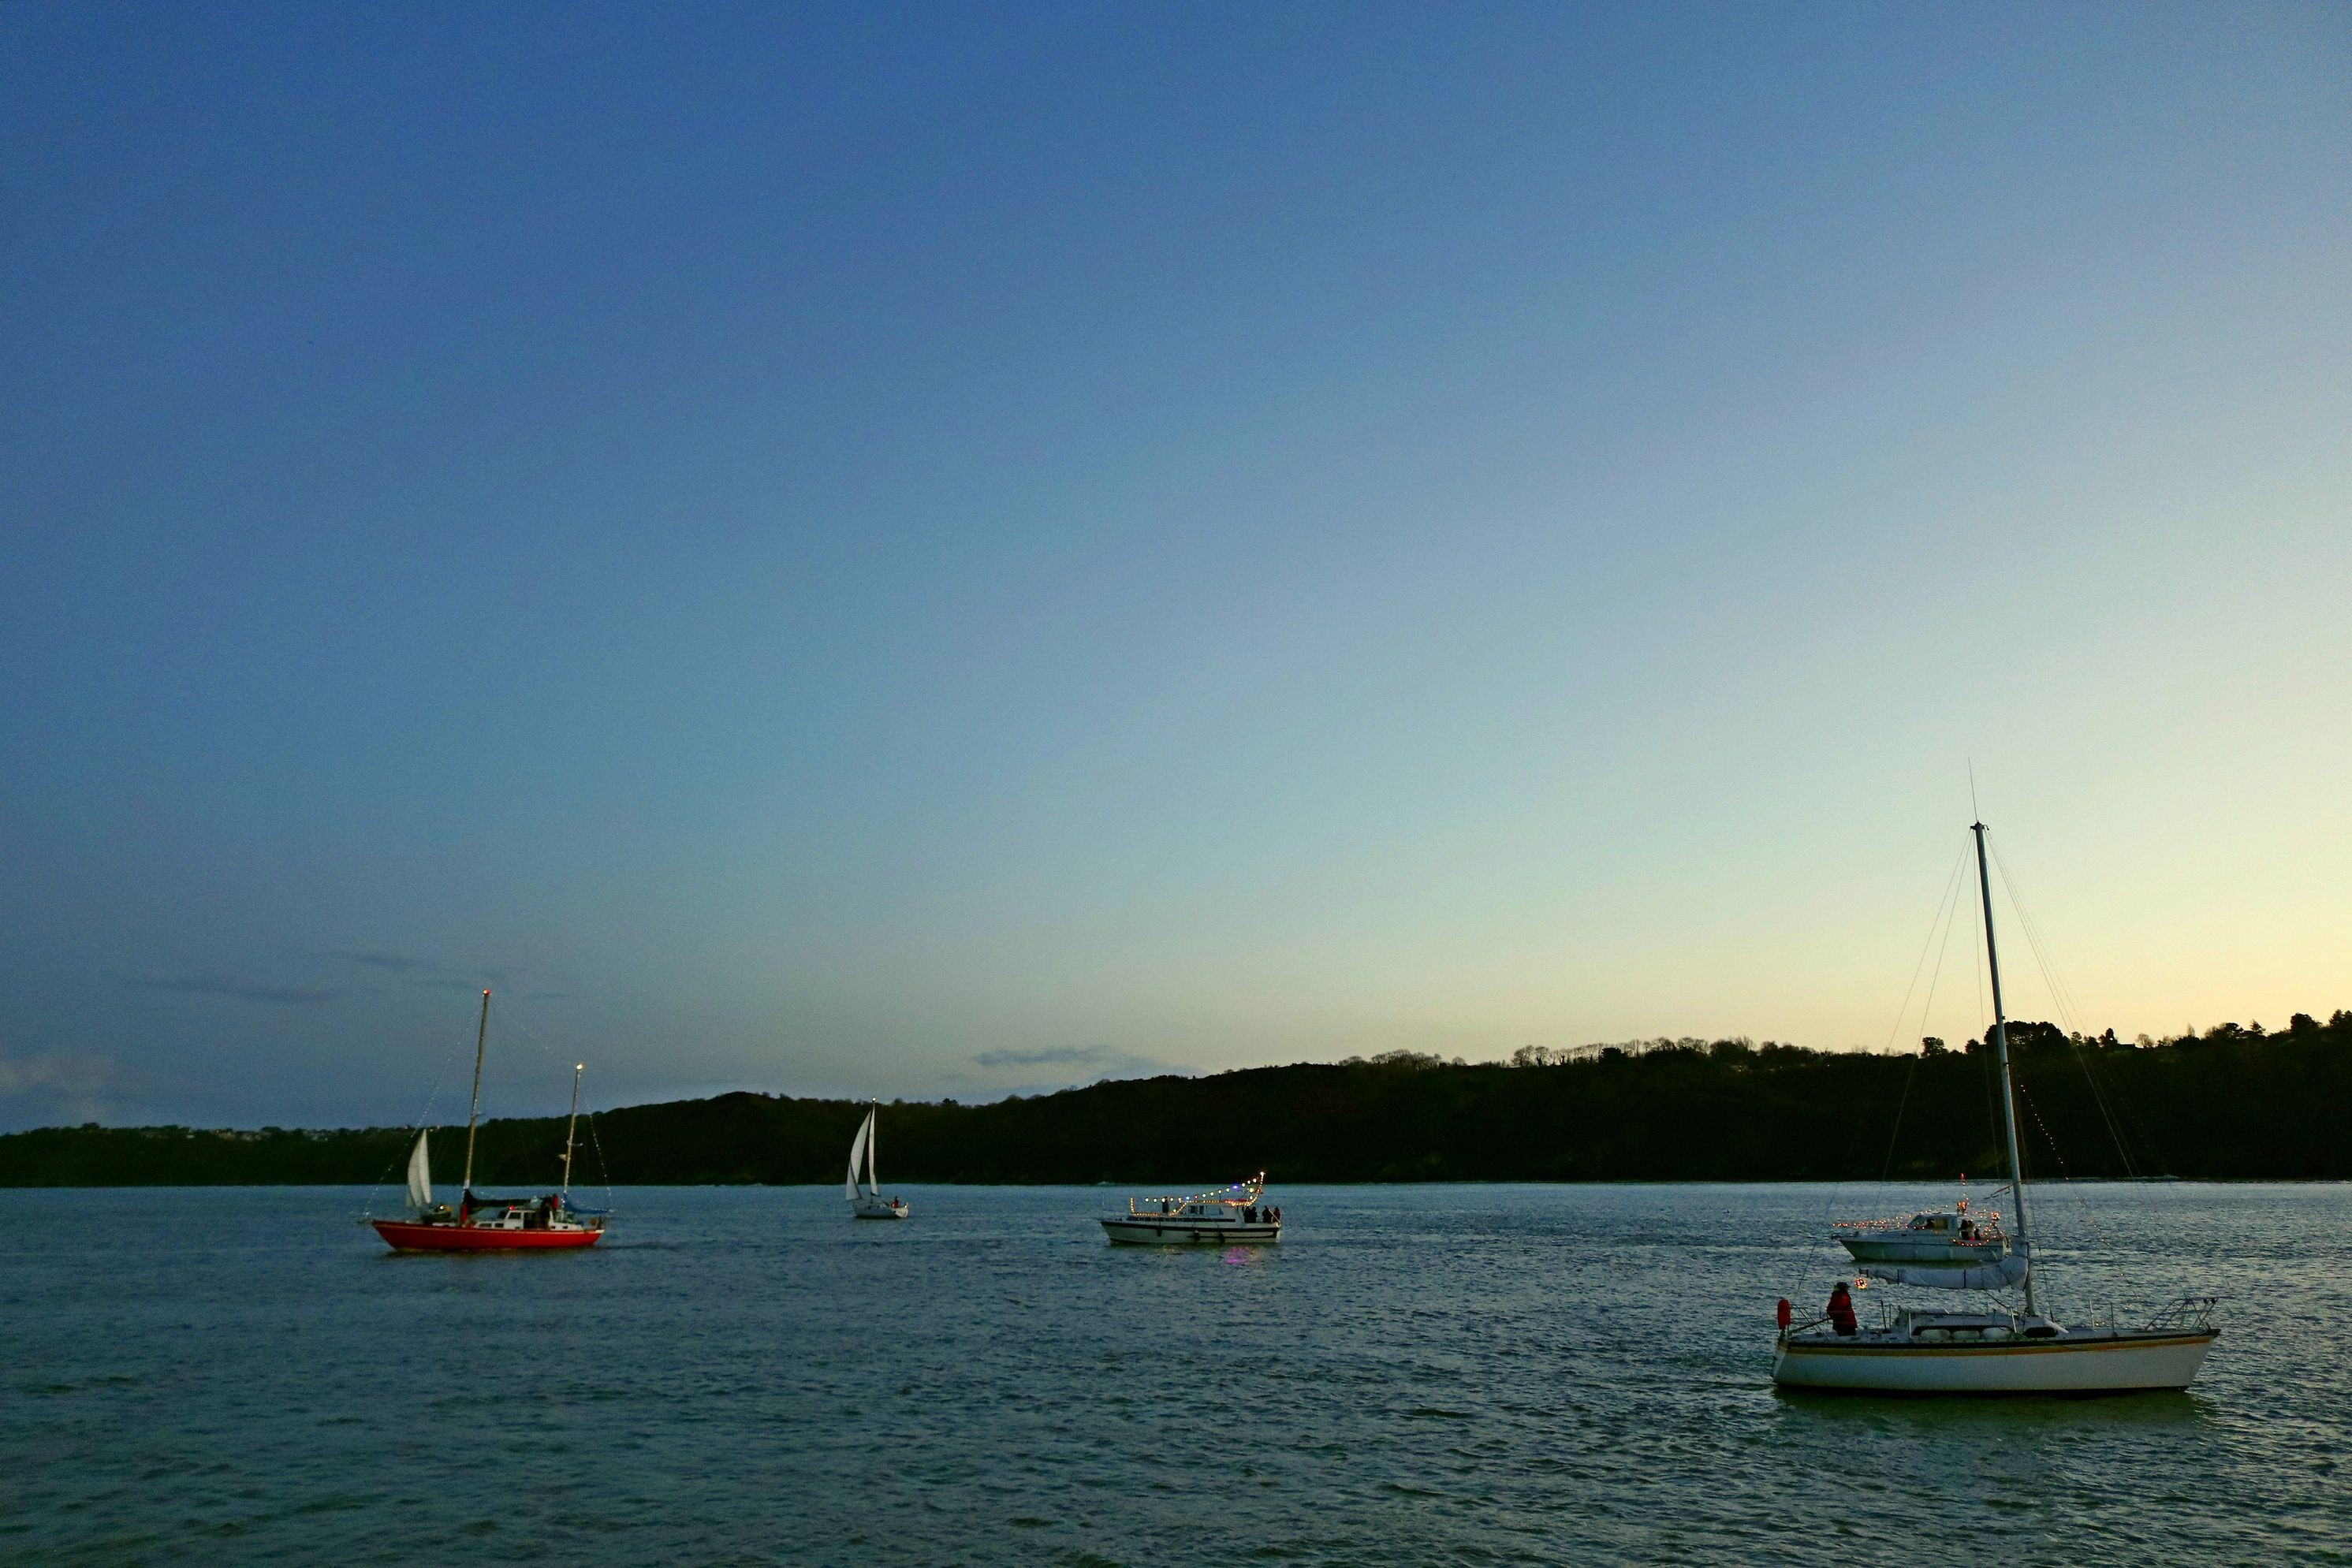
[1826,1280,1858,1336]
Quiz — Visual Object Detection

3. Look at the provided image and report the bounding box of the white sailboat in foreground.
[1772,821,2218,1394]
[845,1102,908,1220]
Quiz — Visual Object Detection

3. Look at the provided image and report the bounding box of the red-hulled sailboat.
[371,990,608,1252]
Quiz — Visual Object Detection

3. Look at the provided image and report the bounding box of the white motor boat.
[1772,821,2220,1394]
[1833,1187,2009,1268]
[844,1102,908,1220]
[1100,1174,1281,1245]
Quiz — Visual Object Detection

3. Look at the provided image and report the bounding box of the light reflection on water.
[3,1182,2346,1564]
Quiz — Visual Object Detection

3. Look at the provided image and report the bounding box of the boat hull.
[1100,1218,1280,1246]
[1772,1330,2215,1393]
[1836,1238,2008,1267]
[372,1220,604,1252]
[851,1202,909,1220]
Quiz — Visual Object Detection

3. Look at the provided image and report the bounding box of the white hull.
[1772,1329,2215,1393]
[851,1199,908,1220]
[1101,1217,1280,1246]
[1836,1238,2007,1267]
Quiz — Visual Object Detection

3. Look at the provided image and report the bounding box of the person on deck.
[1827,1280,1859,1336]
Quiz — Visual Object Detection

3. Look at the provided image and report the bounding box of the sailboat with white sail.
[1771,821,2217,1393]
[845,1101,908,1220]
[370,991,608,1252]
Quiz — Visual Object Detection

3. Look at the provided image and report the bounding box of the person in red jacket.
[1827,1280,1859,1336]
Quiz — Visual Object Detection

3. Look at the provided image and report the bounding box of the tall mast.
[1970,821,2035,1315]
[460,989,490,1196]
[561,1063,583,1196]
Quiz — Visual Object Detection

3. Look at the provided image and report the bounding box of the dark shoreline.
[8,1017,2346,1186]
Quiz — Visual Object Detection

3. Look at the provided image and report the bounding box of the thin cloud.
[971,1045,1196,1089]
[319,952,527,989]
[127,974,340,1005]
[328,950,438,975]
[974,1045,1120,1068]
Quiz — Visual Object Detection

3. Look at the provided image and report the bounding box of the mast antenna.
[1970,821,2035,1315]
[460,989,490,1198]
[561,1063,584,1197]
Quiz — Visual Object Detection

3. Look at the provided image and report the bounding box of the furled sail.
[844,1110,872,1201]
[407,1130,433,1209]
[1861,1241,2030,1291]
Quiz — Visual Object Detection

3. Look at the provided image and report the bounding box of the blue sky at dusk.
[4,4,2348,1130]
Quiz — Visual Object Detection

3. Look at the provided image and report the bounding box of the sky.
[3,3,2348,1131]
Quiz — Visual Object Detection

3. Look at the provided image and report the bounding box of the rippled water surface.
[5,1183,2347,1564]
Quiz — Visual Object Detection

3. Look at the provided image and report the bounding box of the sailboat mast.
[561,1063,583,1195]
[460,989,490,1194]
[867,1100,878,1194]
[1970,821,2035,1315]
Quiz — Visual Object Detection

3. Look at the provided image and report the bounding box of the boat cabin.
[1131,1197,1252,1222]
[455,1194,576,1231]
[1868,1209,1999,1238]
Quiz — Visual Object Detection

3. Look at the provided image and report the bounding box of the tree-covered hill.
[4,1012,2346,1186]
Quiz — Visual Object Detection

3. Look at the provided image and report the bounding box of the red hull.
[372,1220,603,1252]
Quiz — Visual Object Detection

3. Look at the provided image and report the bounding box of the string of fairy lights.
[1131,1173,1269,1211]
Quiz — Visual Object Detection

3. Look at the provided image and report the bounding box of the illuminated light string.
[1134,1174,1269,1210]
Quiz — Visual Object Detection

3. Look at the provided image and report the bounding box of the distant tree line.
[3,1011,2346,1186]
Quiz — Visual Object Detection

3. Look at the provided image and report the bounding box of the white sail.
[844,1109,872,1201]
[867,1105,879,1191]
[406,1130,433,1209]
[1862,1241,2031,1291]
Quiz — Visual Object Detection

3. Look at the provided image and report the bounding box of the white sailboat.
[1772,821,2218,1393]
[845,1102,908,1220]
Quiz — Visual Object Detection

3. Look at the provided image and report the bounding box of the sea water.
[3,1183,2346,1564]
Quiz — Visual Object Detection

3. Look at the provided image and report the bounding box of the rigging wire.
[1882,842,1974,1055]
[2013,1073,2115,1251]
[459,996,615,1203]
[1989,840,2090,1028]
[1877,841,1971,1181]
[1824,836,1974,1234]
[1989,840,2156,1179]
[364,1014,472,1218]
[1998,836,2172,1172]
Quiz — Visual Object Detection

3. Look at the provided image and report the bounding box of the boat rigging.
[1770,821,2217,1393]
[368,990,609,1253]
